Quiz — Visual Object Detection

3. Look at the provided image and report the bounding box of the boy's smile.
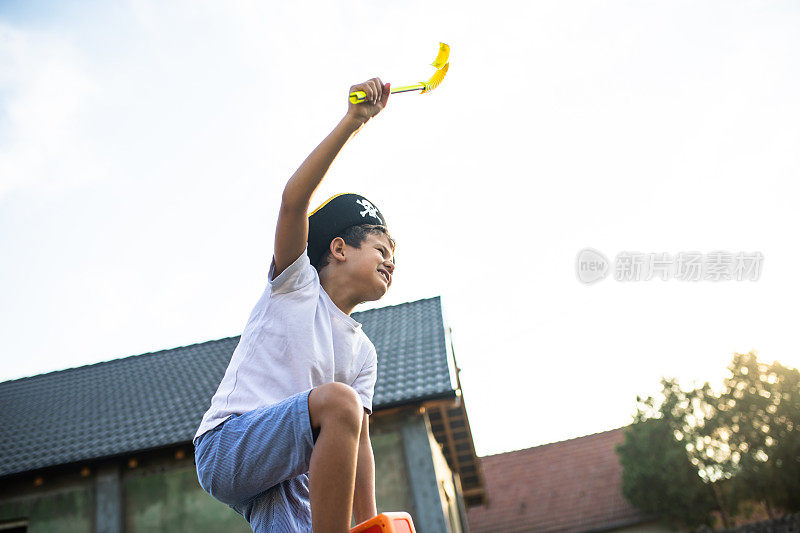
[345,232,395,299]
[359,233,394,292]
[378,267,391,286]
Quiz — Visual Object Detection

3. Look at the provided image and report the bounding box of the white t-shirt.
[194,251,378,441]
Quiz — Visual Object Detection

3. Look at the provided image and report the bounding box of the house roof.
[0,296,457,479]
[466,428,646,533]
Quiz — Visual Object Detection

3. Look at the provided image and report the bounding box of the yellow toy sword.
[349,43,450,104]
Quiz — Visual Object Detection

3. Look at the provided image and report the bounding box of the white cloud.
[0,23,108,198]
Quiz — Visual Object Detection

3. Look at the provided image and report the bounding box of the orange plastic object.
[350,512,416,533]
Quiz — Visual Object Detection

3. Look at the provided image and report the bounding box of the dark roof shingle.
[0,296,454,478]
[355,297,454,407]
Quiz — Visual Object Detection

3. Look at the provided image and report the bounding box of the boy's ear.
[329,237,347,263]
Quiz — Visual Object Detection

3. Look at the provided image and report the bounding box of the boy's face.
[343,232,395,301]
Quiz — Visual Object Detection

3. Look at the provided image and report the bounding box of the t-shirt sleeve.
[351,346,378,415]
[268,250,316,294]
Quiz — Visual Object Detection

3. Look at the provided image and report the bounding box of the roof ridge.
[0,335,240,386]
[479,426,628,458]
[1,296,445,386]
[352,295,441,316]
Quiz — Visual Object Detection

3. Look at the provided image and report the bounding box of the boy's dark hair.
[312,224,395,271]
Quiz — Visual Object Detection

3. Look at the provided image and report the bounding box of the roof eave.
[373,389,459,413]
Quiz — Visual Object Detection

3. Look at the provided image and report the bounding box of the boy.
[193,77,394,533]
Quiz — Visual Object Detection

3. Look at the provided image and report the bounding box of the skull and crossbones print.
[355,199,382,224]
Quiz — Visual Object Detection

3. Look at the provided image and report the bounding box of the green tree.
[699,352,800,515]
[616,351,800,528]
[617,414,717,529]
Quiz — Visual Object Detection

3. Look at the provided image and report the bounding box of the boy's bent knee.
[308,382,363,432]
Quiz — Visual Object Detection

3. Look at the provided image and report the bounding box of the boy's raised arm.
[272,78,390,278]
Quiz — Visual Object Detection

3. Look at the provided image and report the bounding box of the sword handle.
[349,85,425,104]
[349,91,368,104]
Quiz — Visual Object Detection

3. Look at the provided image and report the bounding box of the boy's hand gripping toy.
[349,43,450,104]
[350,511,416,533]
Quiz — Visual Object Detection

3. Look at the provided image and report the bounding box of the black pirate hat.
[307,193,388,266]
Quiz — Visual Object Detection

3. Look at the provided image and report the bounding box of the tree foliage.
[617,416,717,529]
[616,351,800,529]
[701,352,800,514]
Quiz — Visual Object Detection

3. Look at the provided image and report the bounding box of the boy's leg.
[195,382,365,532]
[307,382,364,533]
[194,390,317,509]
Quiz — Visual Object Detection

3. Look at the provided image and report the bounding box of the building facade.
[0,297,484,533]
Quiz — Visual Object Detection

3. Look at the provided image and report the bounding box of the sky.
[1,0,799,457]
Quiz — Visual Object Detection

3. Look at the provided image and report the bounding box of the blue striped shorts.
[194,389,316,532]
